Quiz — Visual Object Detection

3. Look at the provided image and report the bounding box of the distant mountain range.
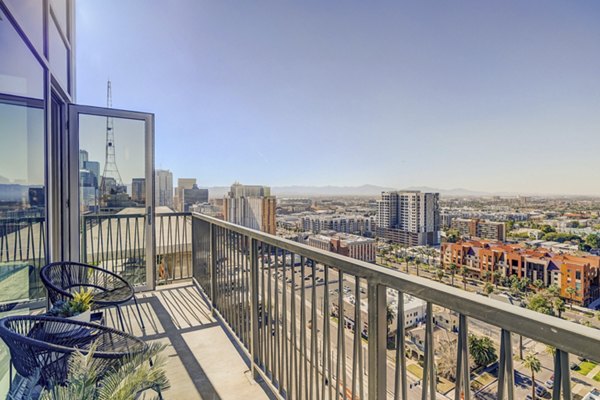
[204,184,504,198]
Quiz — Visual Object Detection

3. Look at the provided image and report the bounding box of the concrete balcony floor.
[103,281,271,400]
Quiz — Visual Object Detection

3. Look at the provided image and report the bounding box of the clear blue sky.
[76,1,600,195]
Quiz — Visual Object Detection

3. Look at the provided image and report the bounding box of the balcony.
[2,211,600,399]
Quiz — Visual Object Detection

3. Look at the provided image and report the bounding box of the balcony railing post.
[367,282,387,400]
[249,237,260,378]
[209,223,217,313]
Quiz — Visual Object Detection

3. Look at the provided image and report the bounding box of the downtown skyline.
[75,1,600,196]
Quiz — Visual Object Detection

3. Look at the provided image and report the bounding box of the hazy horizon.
[76,1,600,195]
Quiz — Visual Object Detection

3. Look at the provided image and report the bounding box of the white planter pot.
[45,310,91,335]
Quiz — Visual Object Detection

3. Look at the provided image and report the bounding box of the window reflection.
[0,8,44,99]
[49,19,69,92]
[0,102,46,306]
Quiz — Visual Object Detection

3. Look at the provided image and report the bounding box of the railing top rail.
[192,212,600,361]
[81,212,191,220]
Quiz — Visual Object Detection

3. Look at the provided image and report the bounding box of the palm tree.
[460,266,469,290]
[547,284,560,297]
[493,271,502,289]
[552,297,565,318]
[481,270,491,282]
[532,279,544,292]
[386,304,395,337]
[483,282,494,295]
[468,334,497,368]
[566,286,577,310]
[10,342,170,400]
[523,352,542,400]
[448,263,458,287]
[415,258,421,277]
[436,268,445,282]
[519,277,531,295]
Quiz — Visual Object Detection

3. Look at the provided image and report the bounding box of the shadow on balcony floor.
[102,281,272,400]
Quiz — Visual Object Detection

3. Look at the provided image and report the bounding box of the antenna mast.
[100,80,123,198]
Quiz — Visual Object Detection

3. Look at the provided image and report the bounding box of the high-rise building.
[451,218,506,241]
[83,161,100,183]
[376,191,440,246]
[174,178,197,211]
[181,184,209,212]
[131,178,146,204]
[223,183,276,234]
[79,149,89,169]
[155,169,174,208]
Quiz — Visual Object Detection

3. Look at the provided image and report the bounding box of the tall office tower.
[174,178,197,211]
[79,149,89,169]
[181,184,209,212]
[83,161,100,184]
[155,169,174,208]
[376,191,440,246]
[223,183,276,234]
[131,178,146,204]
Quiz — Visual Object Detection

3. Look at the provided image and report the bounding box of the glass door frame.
[67,104,156,291]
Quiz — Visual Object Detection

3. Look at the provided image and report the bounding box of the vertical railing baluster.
[395,290,407,400]
[274,246,282,391]
[367,282,387,400]
[209,223,217,312]
[454,314,471,400]
[498,329,515,400]
[422,302,436,400]
[266,245,274,379]
[310,259,319,400]
[290,252,299,399]
[559,350,571,400]
[321,265,332,400]
[250,237,260,378]
[282,249,290,396]
[299,255,307,399]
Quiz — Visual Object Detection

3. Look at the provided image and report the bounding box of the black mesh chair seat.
[41,262,134,307]
[0,315,147,388]
[40,262,145,332]
[91,285,134,305]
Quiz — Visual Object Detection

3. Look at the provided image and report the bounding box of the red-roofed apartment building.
[441,240,600,306]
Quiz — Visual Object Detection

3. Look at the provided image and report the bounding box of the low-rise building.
[440,240,600,305]
[307,233,376,263]
[451,218,506,241]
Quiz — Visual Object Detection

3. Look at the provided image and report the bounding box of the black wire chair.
[40,261,145,332]
[0,315,148,389]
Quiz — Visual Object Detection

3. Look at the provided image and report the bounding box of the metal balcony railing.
[81,212,192,285]
[0,216,47,302]
[190,212,600,400]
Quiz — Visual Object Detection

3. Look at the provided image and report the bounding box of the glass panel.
[0,8,44,99]
[79,114,148,287]
[3,0,44,55]
[49,18,69,93]
[50,0,68,36]
[0,101,45,398]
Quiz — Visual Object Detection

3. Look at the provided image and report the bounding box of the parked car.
[570,362,579,370]
[545,379,553,389]
[535,385,547,397]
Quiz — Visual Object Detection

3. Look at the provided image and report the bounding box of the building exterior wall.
[223,183,276,234]
[155,169,173,207]
[451,218,506,241]
[376,191,440,246]
[441,240,600,305]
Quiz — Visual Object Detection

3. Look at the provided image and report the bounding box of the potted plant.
[45,289,94,334]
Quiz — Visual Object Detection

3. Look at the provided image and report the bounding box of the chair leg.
[116,305,126,332]
[133,295,146,330]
